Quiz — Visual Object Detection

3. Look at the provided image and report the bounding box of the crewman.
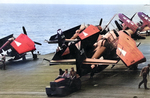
[62,69,70,78]
[0,54,6,70]
[69,67,76,79]
[138,64,150,89]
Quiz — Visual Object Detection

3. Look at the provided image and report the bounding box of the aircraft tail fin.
[57,29,66,47]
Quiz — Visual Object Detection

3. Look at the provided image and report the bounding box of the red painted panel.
[79,25,100,40]
[116,31,146,66]
[11,34,36,54]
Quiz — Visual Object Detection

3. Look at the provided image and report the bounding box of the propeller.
[22,26,42,60]
[22,26,42,45]
[115,20,123,30]
[119,19,123,23]
[130,13,137,20]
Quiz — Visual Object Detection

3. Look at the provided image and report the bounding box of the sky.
[0,0,149,5]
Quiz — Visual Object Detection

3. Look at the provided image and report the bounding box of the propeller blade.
[119,19,123,23]
[22,26,27,35]
[131,13,137,20]
[140,21,143,24]
[99,18,103,26]
[115,20,122,30]
[34,41,42,45]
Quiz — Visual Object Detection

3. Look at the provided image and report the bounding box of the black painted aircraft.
[45,12,150,97]
[0,26,41,62]
[45,13,148,78]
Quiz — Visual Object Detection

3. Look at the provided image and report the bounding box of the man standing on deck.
[138,64,150,89]
[0,54,6,70]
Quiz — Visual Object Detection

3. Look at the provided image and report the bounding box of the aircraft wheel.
[33,54,37,60]
[129,64,138,70]
[22,55,26,61]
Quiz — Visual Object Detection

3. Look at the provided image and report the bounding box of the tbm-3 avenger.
[45,12,150,96]
[0,26,41,69]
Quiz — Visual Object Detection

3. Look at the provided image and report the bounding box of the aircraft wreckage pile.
[0,12,150,97]
[45,12,150,96]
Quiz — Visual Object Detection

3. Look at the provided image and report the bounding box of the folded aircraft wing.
[138,12,150,27]
[11,33,36,54]
[116,31,146,67]
[78,25,100,40]
[118,13,138,33]
[0,34,13,52]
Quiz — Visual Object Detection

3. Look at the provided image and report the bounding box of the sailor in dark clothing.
[0,54,6,70]
[70,67,76,80]
[138,64,150,89]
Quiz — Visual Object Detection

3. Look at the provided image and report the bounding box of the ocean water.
[0,4,150,54]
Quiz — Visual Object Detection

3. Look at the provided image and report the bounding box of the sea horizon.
[0,4,150,54]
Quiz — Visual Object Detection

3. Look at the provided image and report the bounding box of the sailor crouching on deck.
[138,64,150,89]
[62,69,70,78]
[70,67,80,80]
